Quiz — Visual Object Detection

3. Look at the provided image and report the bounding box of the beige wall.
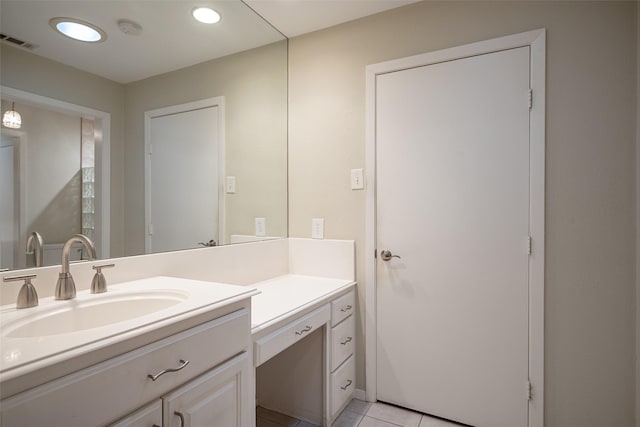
[288,1,637,426]
[123,40,288,255]
[1,46,126,257]
[3,101,82,245]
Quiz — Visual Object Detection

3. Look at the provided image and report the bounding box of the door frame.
[144,96,225,253]
[364,29,546,427]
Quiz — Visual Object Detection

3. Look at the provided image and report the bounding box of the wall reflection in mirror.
[0,100,102,269]
[0,0,288,271]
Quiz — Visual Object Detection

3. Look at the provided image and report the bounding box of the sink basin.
[3,291,187,338]
[0,276,257,380]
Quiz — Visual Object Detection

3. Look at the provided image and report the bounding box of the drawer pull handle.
[340,379,353,390]
[147,359,190,381]
[175,411,185,427]
[340,337,353,345]
[296,325,312,335]
[340,305,353,312]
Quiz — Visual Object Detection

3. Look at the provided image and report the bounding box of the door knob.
[380,249,400,261]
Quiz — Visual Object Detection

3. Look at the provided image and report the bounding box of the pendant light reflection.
[2,102,22,129]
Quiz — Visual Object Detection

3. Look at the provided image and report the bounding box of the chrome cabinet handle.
[340,379,353,390]
[380,249,401,261]
[340,305,352,313]
[340,337,353,345]
[295,325,312,335]
[175,411,185,427]
[147,359,189,381]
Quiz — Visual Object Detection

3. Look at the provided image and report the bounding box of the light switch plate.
[226,176,236,194]
[255,218,266,237]
[311,218,324,239]
[351,168,364,190]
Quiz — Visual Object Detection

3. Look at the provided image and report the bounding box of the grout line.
[358,415,404,427]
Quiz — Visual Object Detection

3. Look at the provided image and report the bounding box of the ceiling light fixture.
[2,102,22,129]
[49,18,106,43]
[192,7,221,24]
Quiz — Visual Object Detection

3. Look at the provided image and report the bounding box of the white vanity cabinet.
[1,307,253,427]
[328,290,356,421]
[252,280,356,426]
[112,352,250,427]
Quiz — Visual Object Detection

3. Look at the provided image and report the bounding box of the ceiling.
[244,0,420,38]
[0,0,418,84]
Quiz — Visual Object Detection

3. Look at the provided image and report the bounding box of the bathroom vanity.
[0,277,258,426]
[252,275,356,424]
[0,238,356,426]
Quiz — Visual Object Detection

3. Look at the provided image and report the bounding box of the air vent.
[0,33,38,50]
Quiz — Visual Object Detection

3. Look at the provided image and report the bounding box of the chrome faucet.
[55,234,97,300]
[25,231,44,267]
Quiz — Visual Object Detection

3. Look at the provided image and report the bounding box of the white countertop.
[0,276,257,395]
[0,273,355,399]
[251,274,355,334]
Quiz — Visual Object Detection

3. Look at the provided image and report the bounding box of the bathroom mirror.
[0,0,288,271]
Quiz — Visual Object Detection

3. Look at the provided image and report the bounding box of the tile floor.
[257,399,467,427]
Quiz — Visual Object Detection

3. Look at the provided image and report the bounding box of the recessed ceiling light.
[49,18,106,43]
[192,7,221,24]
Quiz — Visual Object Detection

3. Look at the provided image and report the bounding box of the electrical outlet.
[311,218,324,239]
[255,218,266,237]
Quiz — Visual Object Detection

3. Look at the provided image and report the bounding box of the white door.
[376,47,531,427]
[0,135,19,270]
[148,106,220,253]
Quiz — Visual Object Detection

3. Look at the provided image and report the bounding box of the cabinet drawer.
[331,314,355,372]
[254,304,330,366]
[0,309,249,427]
[331,290,355,326]
[330,354,355,418]
[110,400,162,427]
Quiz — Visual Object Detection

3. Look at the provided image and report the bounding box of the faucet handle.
[3,274,38,309]
[91,263,115,294]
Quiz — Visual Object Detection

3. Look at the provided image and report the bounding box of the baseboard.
[353,388,366,401]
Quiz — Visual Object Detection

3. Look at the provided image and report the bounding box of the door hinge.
[149,224,154,236]
[526,380,532,401]
[527,236,532,255]
[374,249,377,259]
[149,143,153,155]
[528,89,533,110]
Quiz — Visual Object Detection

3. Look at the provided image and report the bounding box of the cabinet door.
[163,353,249,427]
[110,400,162,427]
